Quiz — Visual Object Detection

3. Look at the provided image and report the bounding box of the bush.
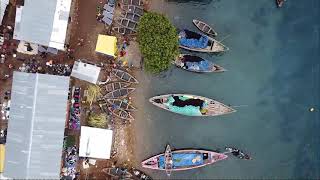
[137,12,179,73]
[87,113,107,128]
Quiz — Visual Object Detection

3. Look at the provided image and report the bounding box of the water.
[133,0,320,178]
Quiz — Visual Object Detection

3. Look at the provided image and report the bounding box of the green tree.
[137,12,179,73]
[87,113,108,128]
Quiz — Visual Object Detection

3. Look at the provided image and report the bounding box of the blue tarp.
[158,153,204,169]
[179,36,208,49]
[185,60,213,71]
[165,96,202,116]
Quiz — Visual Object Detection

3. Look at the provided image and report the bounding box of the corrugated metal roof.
[13,0,71,50]
[0,0,9,24]
[4,72,70,179]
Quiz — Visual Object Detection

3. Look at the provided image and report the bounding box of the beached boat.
[112,26,136,35]
[193,19,217,36]
[179,29,229,53]
[105,81,131,92]
[102,167,133,178]
[142,145,228,172]
[112,69,139,84]
[116,18,138,31]
[131,168,153,180]
[109,107,134,121]
[121,5,144,16]
[121,11,141,22]
[276,0,286,7]
[149,94,236,117]
[174,54,226,73]
[104,88,135,99]
[107,99,137,111]
[121,0,144,6]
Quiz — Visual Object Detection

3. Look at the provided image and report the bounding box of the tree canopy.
[137,12,179,74]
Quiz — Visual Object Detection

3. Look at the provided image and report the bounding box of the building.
[71,61,101,84]
[79,126,113,159]
[0,0,9,25]
[13,0,72,50]
[3,72,70,179]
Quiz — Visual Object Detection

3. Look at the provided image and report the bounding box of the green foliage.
[137,12,179,73]
[87,113,108,128]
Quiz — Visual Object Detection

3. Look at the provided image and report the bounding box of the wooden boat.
[174,54,226,73]
[276,0,286,7]
[131,168,153,180]
[121,0,144,6]
[109,107,134,121]
[104,81,131,92]
[112,26,136,35]
[192,19,217,36]
[107,99,137,111]
[179,29,229,53]
[121,11,141,22]
[104,88,135,99]
[142,145,228,172]
[116,18,138,31]
[121,5,144,16]
[102,167,133,178]
[149,94,236,117]
[112,69,139,84]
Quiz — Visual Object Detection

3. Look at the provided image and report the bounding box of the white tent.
[79,126,113,159]
[71,61,101,84]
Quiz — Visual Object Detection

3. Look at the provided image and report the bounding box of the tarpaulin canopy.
[95,35,117,57]
[0,144,5,173]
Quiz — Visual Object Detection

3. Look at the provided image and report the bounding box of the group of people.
[61,145,79,180]
[69,87,81,130]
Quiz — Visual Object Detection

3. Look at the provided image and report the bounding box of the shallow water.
[133,0,320,178]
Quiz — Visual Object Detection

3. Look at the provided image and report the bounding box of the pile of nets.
[164,96,209,116]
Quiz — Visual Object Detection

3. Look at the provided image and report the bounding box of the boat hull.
[149,94,236,117]
[192,19,217,36]
[142,149,228,171]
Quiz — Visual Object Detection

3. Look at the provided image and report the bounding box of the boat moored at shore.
[149,94,236,117]
[193,19,217,36]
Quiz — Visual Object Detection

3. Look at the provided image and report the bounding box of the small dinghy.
[179,29,229,53]
[109,107,134,121]
[112,69,139,84]
[174,54,226,73]
[104,82,131,92]
[104,88,135,99]
[107,99,137,111]
[142,144,228,173]
[149,94,236,117]
[276,0,286,7]
[193,19,217,36]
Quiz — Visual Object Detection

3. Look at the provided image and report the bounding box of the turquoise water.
[133,0,320,179]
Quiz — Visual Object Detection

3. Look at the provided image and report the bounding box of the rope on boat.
[231,105,249,108]
[217,34,231,43]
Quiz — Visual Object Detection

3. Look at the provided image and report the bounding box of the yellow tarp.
[95,35,117,57]
[0,144,5,173]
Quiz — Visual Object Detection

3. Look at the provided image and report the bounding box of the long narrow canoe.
[112,69,139,84]
[104,88,135,99]
[179,29,229,53]
[107,99,137,111]
[109,107,134,121]
[174,54,226,73]
[142,145,228,172]
[193,19,217,36]
[112,26,136,35]
[149,94,236,117]
[105,82,131,92]
[121,5,144,16]
[121,0,144,6]
[102,167,133,178]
